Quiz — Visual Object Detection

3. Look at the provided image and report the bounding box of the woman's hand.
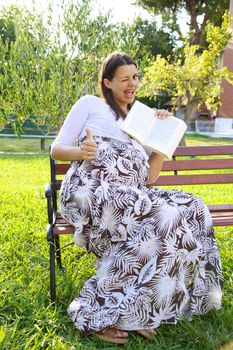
[153,108,172,120]
[80,128,97,160]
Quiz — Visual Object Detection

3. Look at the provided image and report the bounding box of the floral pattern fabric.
[60,137,223,334]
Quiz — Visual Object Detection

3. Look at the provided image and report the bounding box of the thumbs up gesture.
[80,128,97,160]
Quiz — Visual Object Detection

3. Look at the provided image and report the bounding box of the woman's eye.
[120,76,139,82]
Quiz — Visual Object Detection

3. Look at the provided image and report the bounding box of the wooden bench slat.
[154,173,233,186]
[55,222,71,227]
[173,145,233,157]
[212,216,233,226]
[162,159,233,171]
[209,205,233,211]
[211,212,233,218]
[54,225,75,235]
[55,164,71,174]
[208,204,233,212]
[56,221,68,226]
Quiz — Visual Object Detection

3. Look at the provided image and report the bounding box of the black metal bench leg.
[47,225,56,302]
[55,235,62,268]
[49,240,56,302]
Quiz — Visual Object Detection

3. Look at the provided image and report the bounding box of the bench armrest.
[45,182,57,224]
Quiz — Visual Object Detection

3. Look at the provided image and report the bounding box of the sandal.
[136,329,157,340]
[95,328,129,344]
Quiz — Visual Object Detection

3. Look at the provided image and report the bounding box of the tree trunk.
[178,99,200,146]
[174,99,186,146]
[184,99,200,123]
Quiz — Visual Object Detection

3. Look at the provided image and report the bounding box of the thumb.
[85,128,94,142]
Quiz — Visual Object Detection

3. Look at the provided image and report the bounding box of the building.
[218,0,233,118]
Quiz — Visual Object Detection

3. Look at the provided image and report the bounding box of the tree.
[133,17,176,60]
[135,0,229,45]
[0,1,139,133]
[138,13,233,124]
[0,6,16,50]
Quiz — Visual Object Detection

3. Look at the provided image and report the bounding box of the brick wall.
[218,0,233,118]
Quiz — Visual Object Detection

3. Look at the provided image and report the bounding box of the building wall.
[218,0,233,118]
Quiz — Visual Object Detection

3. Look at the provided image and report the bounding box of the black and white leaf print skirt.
[60,137,223,334]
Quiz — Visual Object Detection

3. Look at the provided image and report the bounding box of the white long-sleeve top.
[51,95,149,160]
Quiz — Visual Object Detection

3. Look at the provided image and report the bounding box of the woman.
[51,52,223,344]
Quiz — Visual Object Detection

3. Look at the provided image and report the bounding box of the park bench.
[45,144,233,302]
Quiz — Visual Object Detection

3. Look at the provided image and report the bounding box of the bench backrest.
[153,145,233,186]
[50,145,233,190]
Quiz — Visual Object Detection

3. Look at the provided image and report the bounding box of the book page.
[120,101,156,144]
[143,117,187,158]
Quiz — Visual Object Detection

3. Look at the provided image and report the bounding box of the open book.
[120,101,187,158]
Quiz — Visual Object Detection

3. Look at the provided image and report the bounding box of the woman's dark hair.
[98,51,137,119]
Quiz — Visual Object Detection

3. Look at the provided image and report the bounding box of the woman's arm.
[51,143,82,161]
[51,128,97,161]
[50,96,91,161]
[146,108,171,184]
[147,152,164,185]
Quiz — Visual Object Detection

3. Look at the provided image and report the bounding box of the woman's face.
[104,64,139,111]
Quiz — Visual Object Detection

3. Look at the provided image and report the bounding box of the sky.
[0,0,153,23]
[0,0,188,34]
[95,0,153,23]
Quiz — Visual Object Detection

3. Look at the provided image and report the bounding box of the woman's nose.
[128,78,135,85]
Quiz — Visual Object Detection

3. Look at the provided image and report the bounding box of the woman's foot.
[136,329,157,340]
[95,328,129,344]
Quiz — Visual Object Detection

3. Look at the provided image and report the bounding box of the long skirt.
[60,136,223,334]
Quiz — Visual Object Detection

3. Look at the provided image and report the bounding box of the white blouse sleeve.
[50,95,89,153]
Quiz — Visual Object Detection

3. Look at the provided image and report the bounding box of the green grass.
[0,137,52,153]
[185,133,233,146]
[0,136,233,350]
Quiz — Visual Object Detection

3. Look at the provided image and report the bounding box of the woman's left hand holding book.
[153,108,172,120]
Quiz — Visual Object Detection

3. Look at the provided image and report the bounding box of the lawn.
[0,135,233,350]
[0,137,52,154]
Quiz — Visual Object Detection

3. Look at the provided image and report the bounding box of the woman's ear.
[103,78,112,89]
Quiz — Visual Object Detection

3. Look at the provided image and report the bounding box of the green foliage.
[137,91,172,109]
[0,134,233,349]
[133,17,176,60]
[0,1,139,133]
[0,5,16,48]
[136,0,229,46]
[138,13,233,121]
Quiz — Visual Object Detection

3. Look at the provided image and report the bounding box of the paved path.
[217,340,233,350]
